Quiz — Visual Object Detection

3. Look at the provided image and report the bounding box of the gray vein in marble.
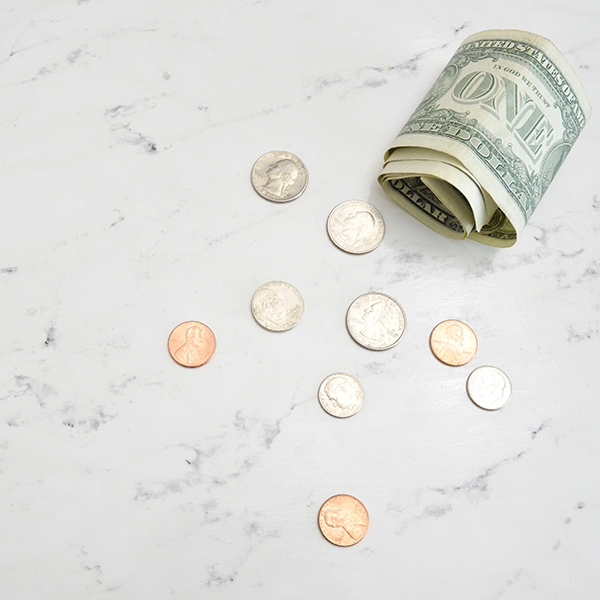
[133,395,311,504]
[105,99,163,152]
[388,423,553,535]
[1,374,54,406]
[432,450,526,500]
[567,322,599,342]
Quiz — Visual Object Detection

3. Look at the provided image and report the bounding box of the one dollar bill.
[379,30,591,246]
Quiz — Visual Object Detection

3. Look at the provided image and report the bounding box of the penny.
[251,281,304,332]
[327,200,385,254]
[430,319,478,366]
[346,292,406,350]
[467,365,512,410]
[318,494,369,547]
[318,373,364,418]
[251,151,308,203]
[168,321,216,367]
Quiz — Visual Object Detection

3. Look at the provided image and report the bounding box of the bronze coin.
[168,321,216,367]
[318,494,369,547]
[429,319,477,366]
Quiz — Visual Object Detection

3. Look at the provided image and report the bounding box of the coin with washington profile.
[251,281,304,332]
[168,321,216,367]
[430,319,478,366]
[318,373,364,418]
[318,494,369,547]
[346,292,406,350]
[251,151,308,202]
[467,365,512,410]
[327,200,385,254]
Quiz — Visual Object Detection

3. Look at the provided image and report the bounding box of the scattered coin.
[430,320,478,366]
[251,151,308,203]
[327,200,385,254]
[168,321,216,367]
[251,281,304,331]
[346,292,406,350]
[318,494,369,547]
[467,365,512,410]
[318,373,364,418]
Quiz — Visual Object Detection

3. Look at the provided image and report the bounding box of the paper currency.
[379,30,591,246]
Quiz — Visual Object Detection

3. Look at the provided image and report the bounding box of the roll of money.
[378,30,591,246]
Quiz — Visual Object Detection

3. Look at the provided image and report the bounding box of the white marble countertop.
[1,2,599,598]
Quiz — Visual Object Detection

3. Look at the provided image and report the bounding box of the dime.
[168,321,216,367]
[327,200,385,254]
[318,373,364,418]
[467,366,512,410]
[251,281,304,332]
[346,292,406,350]
[318,494,369,547]
[430,320,478,366]
[251,151,308,202]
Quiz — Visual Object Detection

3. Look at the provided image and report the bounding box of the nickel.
[251,151,308,202]
[251,281,304,331]
[318,494,369,547]
[346,292,406,350]
[467,365,512,410]
[327,200,385,254]
[318,373,364,418]
[168,321,216,367]
[430,320,478,366]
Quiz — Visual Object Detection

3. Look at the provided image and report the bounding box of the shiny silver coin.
[251,281,304,332]
[327,200,385,254]
[467,366,512,410]
[318,373,364,418]
[251,151,308,203]
[346,292,406,350]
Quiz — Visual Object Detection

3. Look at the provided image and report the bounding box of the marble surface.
[1,2,599,598]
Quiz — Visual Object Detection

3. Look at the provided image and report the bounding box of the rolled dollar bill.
[378,30,591,246]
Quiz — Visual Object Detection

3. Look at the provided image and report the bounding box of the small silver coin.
[251,281,304,332]
[467,366,512,410]
[251,151,308,203]
[318,373,364,418]
[327,200,385,254]
[346,292,406,350]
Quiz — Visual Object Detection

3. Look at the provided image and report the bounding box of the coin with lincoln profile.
[318,494,369,547]
[430,319,478,366]
[168,321,216,367]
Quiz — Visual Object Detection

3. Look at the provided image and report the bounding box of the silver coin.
[346,292,406,350]
[318,373,364,418]
[251,151,308,203]
[251,281,304,332]
[327,200,385,254]
[467,366,512,410]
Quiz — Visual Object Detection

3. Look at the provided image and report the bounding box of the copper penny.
[168,321,216,367]
[318,494,369,547]
[429,319,477,366]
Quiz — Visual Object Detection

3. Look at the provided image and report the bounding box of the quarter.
[327,200,385,254]
[467,365,512,410]
[168,321,216,367]
[251,281,304,332]
[251,151,308,202]
[430,320,478,366]
[318,494,369,547]
[318,373,364,418]
[346,292,406,350]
